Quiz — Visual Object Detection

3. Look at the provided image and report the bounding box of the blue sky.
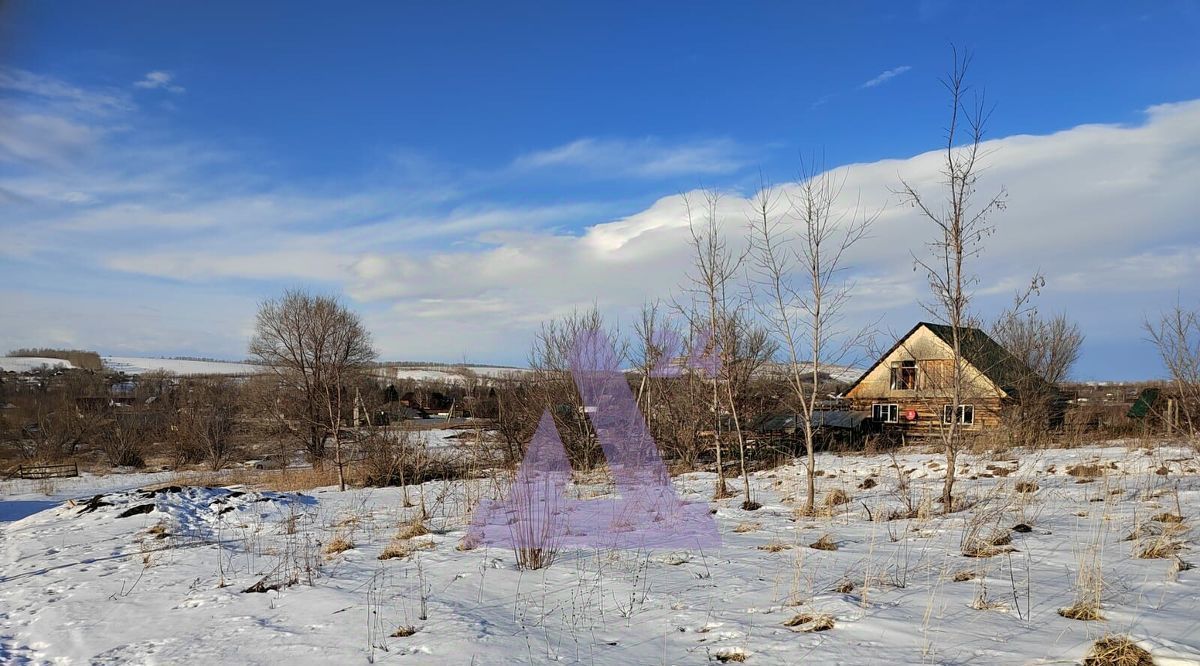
[2,1,1199,380]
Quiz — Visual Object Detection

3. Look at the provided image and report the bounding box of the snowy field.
[2,443,1198,665]
[373,365,530,383]
[100,356,526,381]
[102,357,264,376]
[0,358,75,373]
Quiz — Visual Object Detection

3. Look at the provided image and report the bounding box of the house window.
[890,360,917,390]
[872,403,899,423]
[942,404,975,425]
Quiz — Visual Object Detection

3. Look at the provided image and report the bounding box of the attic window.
[890,360,917,390]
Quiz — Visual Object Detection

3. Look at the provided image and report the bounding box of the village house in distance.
[844,322,1059,442]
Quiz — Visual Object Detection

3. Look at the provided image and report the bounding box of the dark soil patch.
[117,503,155,518]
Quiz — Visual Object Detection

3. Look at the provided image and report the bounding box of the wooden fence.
[14,462,79,480]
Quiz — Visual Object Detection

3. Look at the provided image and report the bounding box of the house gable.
[843,323,1007,400]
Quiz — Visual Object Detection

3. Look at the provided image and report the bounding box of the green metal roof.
[1127,387,1160,419]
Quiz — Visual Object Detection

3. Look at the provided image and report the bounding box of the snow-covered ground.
[373,365,529,383]
[103,356,264,376]
[2,443,1198,664]
[0,357,74,373]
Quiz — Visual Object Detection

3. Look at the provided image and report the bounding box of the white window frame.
[942,404,975,425]
[872,403,899,423]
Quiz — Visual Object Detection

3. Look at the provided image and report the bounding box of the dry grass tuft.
[823,488,852,507]
[144,520,171,540]
[733,521,761,534]
[962,531,1014,558]
[833,579,855,593]
[1135,535,1181,559]
[952,569,977,582]
[782,612,835,632]
[1015,480,1039,493]
[379,538,435,561]
[1067,463,1106,480]
[456,533,480,551]
[809,534,838,551]
[1152,513,1184,524]
[714,648,748,662]
[859,477,877,490]
[1083,635,1153,666]
[397,520,430,540]
[757,541,792,553]
[323,535,354,556]
[1059,602,1104,621]
[179,466,343,492]
[391,625,418,638]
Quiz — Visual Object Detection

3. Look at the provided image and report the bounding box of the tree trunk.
[334,433,346,492]
[712,376,728,499]
[804,421,816,514]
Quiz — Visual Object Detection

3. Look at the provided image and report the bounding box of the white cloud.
[861,65,913,89]
[512,137,750,178]
[3,68,1199,374]
[338,100,1200,364]
[134,71,185,94]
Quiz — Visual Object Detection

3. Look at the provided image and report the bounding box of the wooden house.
[843,322,1053,442]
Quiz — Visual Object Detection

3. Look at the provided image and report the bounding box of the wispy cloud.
[512,137,750,179]
[811,93,836,110]
[134,71,185,94]
[0,67,132,114]
[0,113,102,167]
[861,65,913,89]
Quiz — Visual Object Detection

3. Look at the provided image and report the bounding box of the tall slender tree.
[749,165,874,515]
[898,48,1006,511]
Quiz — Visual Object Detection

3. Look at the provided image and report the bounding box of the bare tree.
[749,165,874,515]
[525,306,624,468]
[679,190,767,504]
[718,311,775,509]
[249,289,377,491]
[898,48,1006,511]
[627,310,715,472]
[14,372,108,461]
[991,280,1084,445]
[174,378,242,470]
[98,411,157,468]
[1145,301,1200,439]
